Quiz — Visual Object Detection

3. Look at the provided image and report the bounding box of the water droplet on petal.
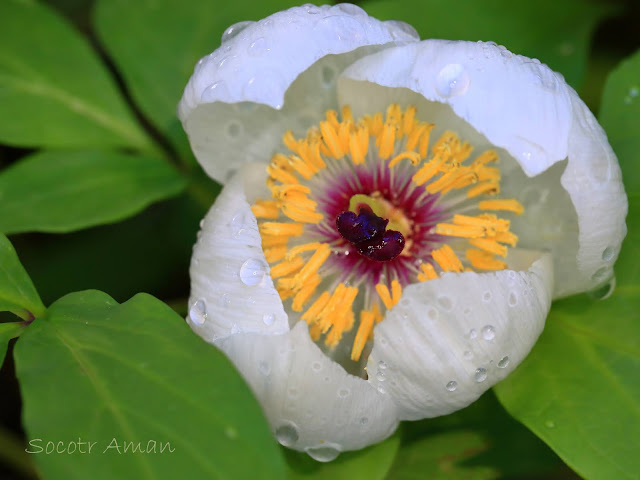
[188,300,207,325]
[338,388,351,398]
[446,381,458,392]
[275,423,299,446]
[376,371,386,382]
[384,20,420,40]
[239,258,267,286]
[508,292,518,307]
[306,444,341,462]
[588,276,616,300]
[311,361,322,372]
[248,36,269,56]
[438,295,453,311]
[591,266,612,283]
[463,350,473,360]
[262,313,275,326]
[468,328,478,340]
[221,20,254,43]
[378,360,388,370]
[602,246,615,262]
[482,325,496,341]
[497,356,510,368]
[436,63,470,97]
[474,367,487,383]
[482,291,492,302]
[258,361,271,376]
[201,81,229,102]
[336,3,366,16]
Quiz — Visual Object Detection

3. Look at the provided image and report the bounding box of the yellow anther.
[292,273,322,312]
[320,120,344,158]
[467,181,499,198]
[386,103,402,124]
[417,263,439,282]
[452,142,473,164]
[434,223,485,238]
[466,249,507,270]
[260,222,304,237]
[418,125,434,158]
[476,166,501,182]
[286,242,325,260]
[317,284,348,333]
[261,234,289,248]
[338,120,353,156]
[378,122,396,159]
[270,183,311,200]
[281,203,323,224]
[351,310,375,362]
[468,238,508,257]
[412,157,445,186]
[375,280,402,310]
[326,110,340,130]
[270,256,305,278]
[493,231,518,246]
[251,200,280,219]
[294,243,330,286]
[267,164,299,185]
[301,291,331,324]
[478,199,524,215]
[406,122,429,152]
[471,150,499,167]
[264,246,287,263]
[388,151,422,168]
[288,155,316,180]
[341,105,354,123]
[426,166,470,194]
[453,214,510,233]
[402,106,417,136]
[432,244,464,272]
[306,141,326,170]
[325,286,358,348]
[283,131,300,154]
[349,129,366,165]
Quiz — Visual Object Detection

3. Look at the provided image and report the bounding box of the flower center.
[252,105,523,366]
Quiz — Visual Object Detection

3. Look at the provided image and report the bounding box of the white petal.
[216,321,399,456]
[179,4,418,183]
[338,40,627,297]
[366,251,553,421]
[188,163,289,341]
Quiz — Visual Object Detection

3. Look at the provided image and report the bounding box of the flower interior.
[252,104,523,369]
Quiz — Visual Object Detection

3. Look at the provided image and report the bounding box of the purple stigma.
[336,204,405,262]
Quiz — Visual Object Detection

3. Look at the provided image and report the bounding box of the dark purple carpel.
[357,230,405,261]
[336,204,388,244]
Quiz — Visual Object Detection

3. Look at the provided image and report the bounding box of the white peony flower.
[178,3,627,461]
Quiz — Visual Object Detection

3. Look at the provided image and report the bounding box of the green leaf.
[0,150,187,234]
[0,0,154,151]
[93,0,301,160]
[363,0,614,88]
[599,48,640,193]
[15,290,286,480]
[0,235,45,320]
[388,392,565,479]
[494,194,640,480]
[285,433,399,480]
[0,322,26,365]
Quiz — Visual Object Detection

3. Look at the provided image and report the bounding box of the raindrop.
[239,258,267,286]
[338,388,351,398]
[629,86,639,97]
[248,37,269,56]
[221,20,254,43]
[497,356,510,368]
[378,360,388,370]
[446,380,458,392]
[376,371,386,382]
[474,367,487,383]
[262,313,275,326]
[591,266,611,283]
[306,444,341,462]
[602,246,615,262]
[463,350,473,360]
[482,325,496,341]
[275,423,299,446]
[311,361,322,372]
[358,416,369,425]
[427,308,438,320]
[435,63,470,98]
[384,20,420,40]
[482,291,492,302]
[188,300,207,325]
[201,81,229,102]
[437,295,453,311]
[468,328,478,340]
[230,211,251,237]
[220,293,231,308]
[258,361,271,376]
[588,277,616,300]
[508,292,518,307]
[336,3,365,15]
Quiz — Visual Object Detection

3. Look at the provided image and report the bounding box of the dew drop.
[239,258,267,286]
[275,423,299,446]
[427,308,438,320]
[188,300,207,325]
[338,388,351,398]
[446,380,458,392]
[463,350,473,360]
[602,246,615,262]
[378,360,388,370]
[474,367,487,383]
[588,276,616,300]
[482,291,492,302]
[508,292,518,307]
[258,361,271,376]
[248,36,268,56]
[437,295,453,311]
[591,266,611,283]
[201,81,229,102]
[482,325,496,341]
[263,313,275,326]
[230,323,241,334]
[436,63,470,97]
[358,416,369,425]
[220,293,231,308]
[306,444,341,462]
[497,356,510,368]
[468,328,478,340]
[221,20,254,43]
[376,371,386,382]
[336,3,366,15]
[384,20,420,40]
[311,361,322,372]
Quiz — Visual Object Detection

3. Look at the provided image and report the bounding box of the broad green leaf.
[0,235,45,320]
[494,193,640,480]
[15,291,286,480]
[600,48,640,192]
[388,392,565,479]
[93,0,302,160]
[285,433,399,480]
[0,322,26,365]
[363,0,614,88]
[0,150,187,234]
[0,0,154,151]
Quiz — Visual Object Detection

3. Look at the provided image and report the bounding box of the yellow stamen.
[264,246,287,263]
[453,214,510,233]
[326,109,340,130]
[388,151,421,168]
[375,280,402,310]
[412,156,445,186]
[341,105,353,123]
[286,242,325,260]
[432,244,464,272]
[251,200,280,219]
[493,231,518,246]
[468,238,508,257]
[320,120,343,158]
[402,106,416,136]
[301,291,331,324]
[378,122,396,159]
[417,262,439,282]
[471,150,499,167]
[270,256,305,279]
[259,222,304,237]
[294,244,330,286]
[466,249,507,270]
[434,223,485,238]
[325,286,358,348]
[267,164,299,185]
[351,310,375,361]
[288,155,316,179]
[292,273,322,312]
[281,203,323,224]
[467,181,499,198]
[478,199,524,215]
[260,234,289,248]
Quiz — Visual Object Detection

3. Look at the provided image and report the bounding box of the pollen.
[252,104,523,365]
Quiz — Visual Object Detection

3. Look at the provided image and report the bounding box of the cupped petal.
[188,163,289,341]
[338,40,627,297]
[366,250,553,421]
[216,321,399,456]
[179,4,419,183]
